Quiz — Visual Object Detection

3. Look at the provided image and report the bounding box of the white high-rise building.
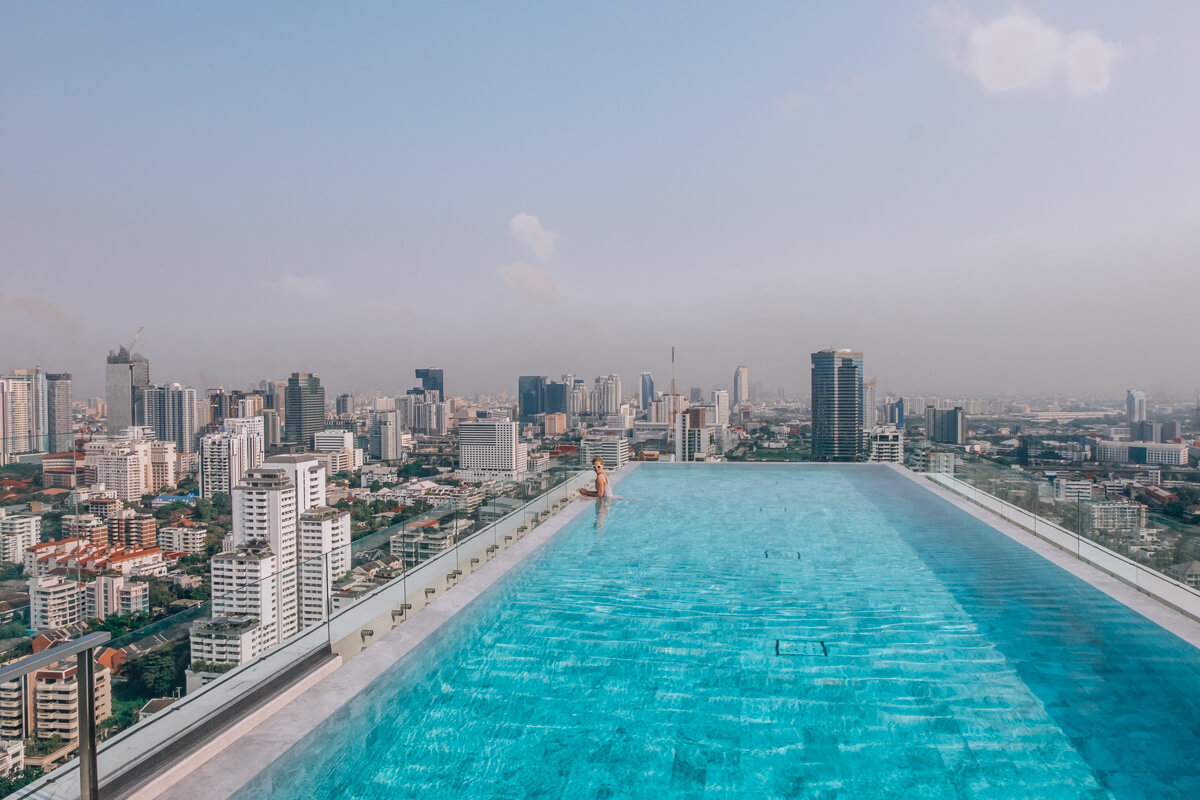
[732,366,750,408]
[265,455,325,512]
[200,416,266,498]
[458,420,528,479]
[230,466,299,642]
[200,432,250,498]
[369,411,405,461]
[85,436,154,502]
[0,508,41,563]
[593,375,623,417]
[224,416,266,468]
[711,390,730,427]
[193,455,339,668]
[674,407,713,462]
[0,378,32,464]
[863,379,878,429]
[297,506,351,629]
[30,576,87,630]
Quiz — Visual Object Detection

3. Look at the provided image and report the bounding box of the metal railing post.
[77,649,99,800]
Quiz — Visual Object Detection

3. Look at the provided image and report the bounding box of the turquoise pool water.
[235,465,1200,799]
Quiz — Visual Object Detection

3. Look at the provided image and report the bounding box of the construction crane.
[127,325,144,353]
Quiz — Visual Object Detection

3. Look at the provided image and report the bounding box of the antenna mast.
[670,346,676,396]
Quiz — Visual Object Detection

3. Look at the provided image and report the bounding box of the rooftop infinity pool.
[233,464,1200,799]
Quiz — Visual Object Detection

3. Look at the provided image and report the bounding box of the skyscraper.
[45,373,73,453]
[335,393,353,416]
[863,378,878,429]
[811,349,864,461]
[6,368,47,452]
[415,368,444,398]
[0,378,31,463]
[518,376,547,422]
[105,346,150,433]
[925,406,966,445]
[640,372,655,410]
[593,374,622,417]
[711,389,730,427]
[142,383,200,453]
[285,373,325,449]
[732,366,750,408]
[1127,389,1147,423]
[543,380,569,415]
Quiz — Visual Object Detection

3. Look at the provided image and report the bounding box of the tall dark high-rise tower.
[105,346,150,433]
[285,372,325,449]
[415,368,444,399]
[640,372,655,410]
[811,349,864,461]
[518,376,547,422]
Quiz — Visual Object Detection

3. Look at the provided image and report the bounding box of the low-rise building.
[1166,560,1200,588]
[1081,500,1147,535]
[158,525,208,554]
[581,436,632,470]
[87,575,150,619]
[1093,440,1189,466]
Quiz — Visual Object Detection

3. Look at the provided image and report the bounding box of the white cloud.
[501,263,559,304]
[509,213,557,261]
[930,3,1123,96]
[1064,31,1121,95]
[276,273,331,297]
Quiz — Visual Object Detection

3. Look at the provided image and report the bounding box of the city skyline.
[3,4,1200,396]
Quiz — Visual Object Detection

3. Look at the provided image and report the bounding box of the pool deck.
[894,464,1200,650]
[154,466,637,800]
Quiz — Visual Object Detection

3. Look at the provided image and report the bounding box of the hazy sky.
[3,2,1199,400]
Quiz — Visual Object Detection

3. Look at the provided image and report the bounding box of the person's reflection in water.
[594,496,612,533]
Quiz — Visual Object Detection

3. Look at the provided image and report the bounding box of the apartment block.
[0,509,41,563]
[158,525,208,554]
[30,576,87,630]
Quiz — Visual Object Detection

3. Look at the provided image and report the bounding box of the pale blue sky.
[3,2,1199,399]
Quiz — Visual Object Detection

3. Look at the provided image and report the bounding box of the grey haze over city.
[3,3,1200,398]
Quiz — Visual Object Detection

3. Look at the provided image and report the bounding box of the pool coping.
[893,463,1200,650]
[154,464,639,800]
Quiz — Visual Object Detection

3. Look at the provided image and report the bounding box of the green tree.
[211,492,232,516]
[126,643,187,696]
[0,561,21,581]
[153,501,190,521]
[0,766,44,796]
[194,497,216,522]
[0,620,26,638]
[142,580,177,610]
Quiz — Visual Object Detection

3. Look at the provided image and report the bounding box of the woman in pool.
[579,457,613,499]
